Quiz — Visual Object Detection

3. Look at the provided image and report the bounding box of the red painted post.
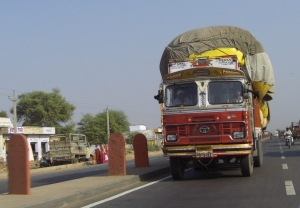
[7,134,30,194]
[133,134,149,167]
[108,132,126,176]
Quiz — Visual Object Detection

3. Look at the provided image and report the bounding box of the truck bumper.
[163,143,252,158]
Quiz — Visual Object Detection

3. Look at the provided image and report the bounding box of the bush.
[147,144,160,152]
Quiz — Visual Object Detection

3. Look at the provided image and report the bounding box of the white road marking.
[285,181,296,195]
[282,164,288,169]
[81,175,172,208]
[280,151,283,153]
[281,156,285,159]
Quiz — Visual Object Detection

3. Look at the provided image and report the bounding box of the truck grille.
[165,121,245,143]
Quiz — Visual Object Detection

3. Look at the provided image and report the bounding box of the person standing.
[46,151,52,166]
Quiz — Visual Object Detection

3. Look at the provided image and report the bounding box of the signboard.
[8,127,24,134]
[2,127,55,135]
[0,117,12,127]
[169,62,194,73]
[168,55,238,74]
[22,127,55,134]
[43,127,55,134]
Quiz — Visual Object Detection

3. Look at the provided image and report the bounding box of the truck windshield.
[208,81,243,104]
[165,83,198,107]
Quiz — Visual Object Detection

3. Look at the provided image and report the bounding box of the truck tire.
[170,157,184,180]
[254,139,263,167]
[240,154,253,177]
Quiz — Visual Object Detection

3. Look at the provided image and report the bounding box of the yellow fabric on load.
[252,81,271,101]
[259,100,269,128]
[260,101,269,118]
[259,109,268,128]
[189,48,245,66]
[262,117,268,128]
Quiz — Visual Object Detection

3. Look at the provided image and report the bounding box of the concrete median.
[0,155,170,208]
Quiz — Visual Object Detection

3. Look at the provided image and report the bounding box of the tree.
[125,131,139,145]
[0,110,8,117]
[78,109,130,144]
[12,88,76,134]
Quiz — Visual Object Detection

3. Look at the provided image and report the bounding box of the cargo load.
[159,26,274,128]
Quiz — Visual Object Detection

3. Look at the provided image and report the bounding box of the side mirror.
[243,93,249,99]
[154,90,163,104]
[244,87,259,99]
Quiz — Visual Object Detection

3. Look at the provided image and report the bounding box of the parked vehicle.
[39,156,50,167]
[154,26,275,180]
[49,134,92,165]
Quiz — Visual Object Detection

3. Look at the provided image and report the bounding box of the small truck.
[49,133,92,165]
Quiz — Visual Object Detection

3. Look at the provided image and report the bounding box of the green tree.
[12,88,76,134]
[78,109,130,144]
[0,110,8,117]
[125,131,139,145]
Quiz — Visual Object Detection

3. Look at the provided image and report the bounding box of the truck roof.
[159,25,275,101]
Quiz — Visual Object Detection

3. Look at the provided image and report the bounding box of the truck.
[291,122,300,140]
[49,133,92,165]
[154,26,275,180]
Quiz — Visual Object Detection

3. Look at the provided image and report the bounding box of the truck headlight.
[166,134,178,142]
[232,131,245,139]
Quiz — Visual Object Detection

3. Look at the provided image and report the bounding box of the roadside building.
[129,124,146,132]
[291,121,300,139]
[1,126,55,162]
[0,118,12,163]
[129,125,163,146]
[153,127,163,146]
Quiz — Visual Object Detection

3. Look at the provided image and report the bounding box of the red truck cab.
[154,57,263,180]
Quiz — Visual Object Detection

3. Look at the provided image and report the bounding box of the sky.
[0,1,299,132]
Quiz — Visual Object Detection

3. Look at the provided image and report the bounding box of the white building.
[129,127,163,146]
[0,118,12,162]
[1,126,55,162]
[129,124,146,132]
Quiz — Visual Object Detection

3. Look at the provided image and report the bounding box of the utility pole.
[8,90,18,134]
[106,106,110,143]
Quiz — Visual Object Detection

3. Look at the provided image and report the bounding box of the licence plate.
[196,146,213,158]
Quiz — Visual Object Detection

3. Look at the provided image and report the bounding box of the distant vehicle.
[285,135,293,149]
[274,131,279,137]
[49,133,92,165]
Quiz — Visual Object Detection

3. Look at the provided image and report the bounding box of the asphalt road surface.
[0,154,165,194]
[74,137,300,208]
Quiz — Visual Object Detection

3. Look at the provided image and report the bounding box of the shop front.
[2,126,55,161]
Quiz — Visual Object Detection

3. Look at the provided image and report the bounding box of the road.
[0,154,165,194]
[74,137,300,208]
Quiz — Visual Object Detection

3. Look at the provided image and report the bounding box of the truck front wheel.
[170,157,184,180]
[240,154,253,177]
[254,139,263,167]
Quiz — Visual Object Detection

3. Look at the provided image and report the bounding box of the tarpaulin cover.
[159,26,275,101]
